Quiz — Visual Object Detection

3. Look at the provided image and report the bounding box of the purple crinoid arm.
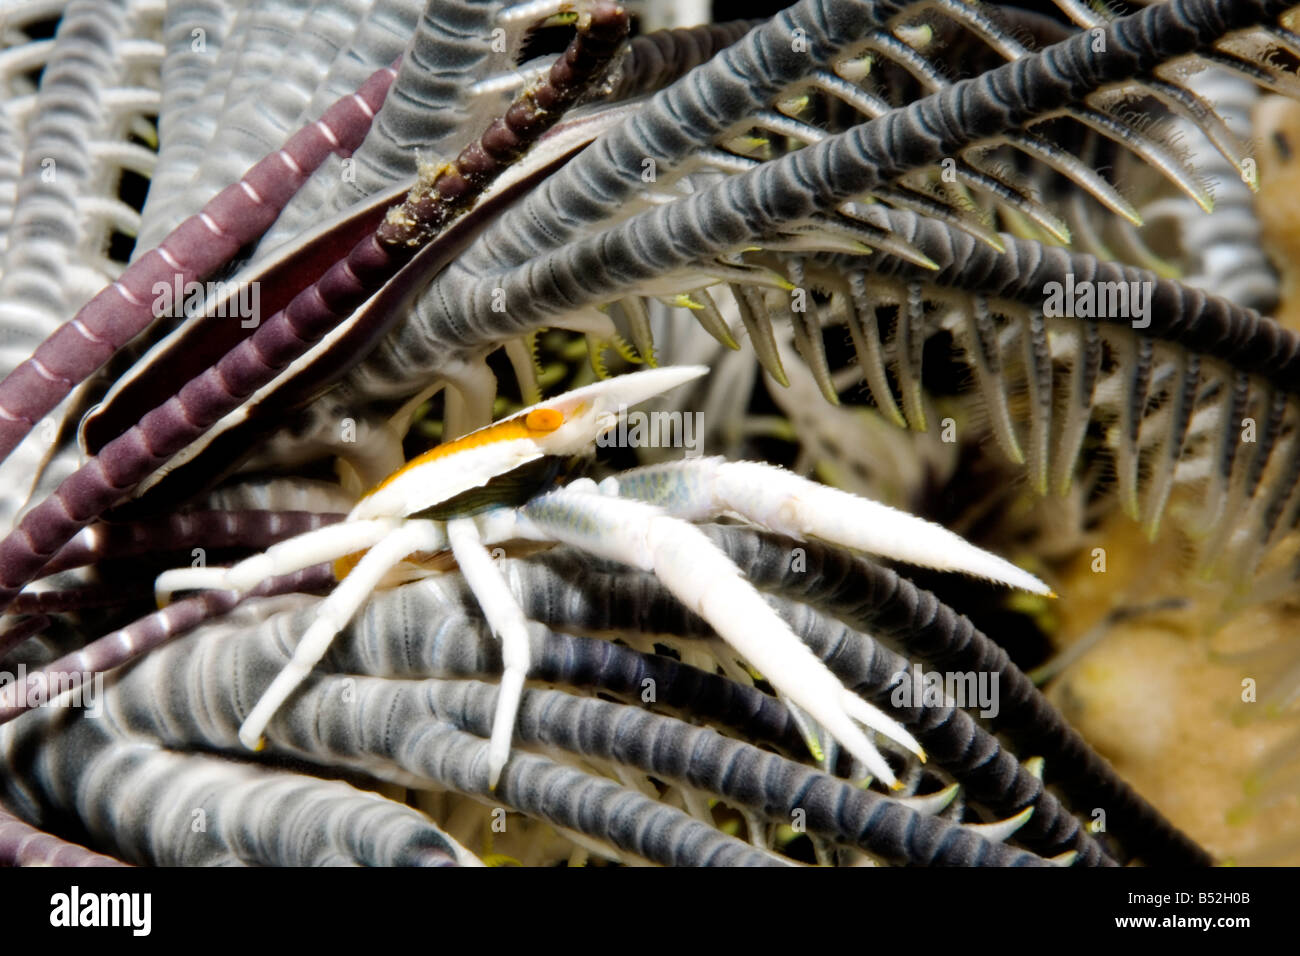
[0,803,129,867]
[0,62,400,465]
[0,565,334,726]
[0,3,631,611]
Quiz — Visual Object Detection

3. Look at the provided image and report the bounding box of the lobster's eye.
[525,408,564,432]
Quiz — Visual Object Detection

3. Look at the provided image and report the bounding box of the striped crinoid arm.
[0,800,128,867]
[342,0,1300,408]
[0,564,334,725]
[468,545,1196,864]
[0,0,150,347]
[332,0,1300,582]
[480,556,1116,864]
[372,3,631,250]
[0,705,475,866]
[320,0,583,219]
[272,8,756,251]
[734,210,1300,586]
[447,0,1280,265]
[129,0,236,250]
[17,599,786,866]
[1106,63,1279,313]
[0,0,172,528]
[131,0,296,252]
[288,677,1060,865]
[38,508,345,575]
[134,0,402,254]
[0,2,632,610]
[0,61,398,467]
[1053,0,1300,95]
[69,581,1066,865]
[688,525,1212,865]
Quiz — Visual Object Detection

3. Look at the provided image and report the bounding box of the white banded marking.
[28,359,64,384]
[351,92,376,119]
[71,318,107,345]
[156,245,180,270]
[114,280,144,306]
[199,212,225,237]
[278,149,303,177]
[316,119,340,148]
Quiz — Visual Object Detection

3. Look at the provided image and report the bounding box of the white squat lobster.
[156,366,1052,789]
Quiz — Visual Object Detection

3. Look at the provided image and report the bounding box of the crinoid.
[1,0,1299,868]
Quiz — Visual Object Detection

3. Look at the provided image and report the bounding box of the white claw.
[712,461,1055,595]
[616,459,1055,596]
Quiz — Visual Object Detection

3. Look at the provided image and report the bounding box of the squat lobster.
[157,366,1051,789]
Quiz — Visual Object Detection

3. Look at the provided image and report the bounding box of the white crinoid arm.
[496,481,925,789]
[603,458,1054,595]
